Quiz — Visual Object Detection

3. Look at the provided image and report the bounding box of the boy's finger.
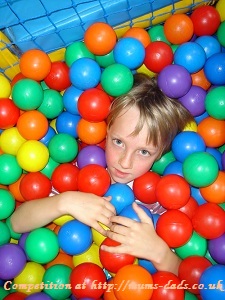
[132,202,154,225]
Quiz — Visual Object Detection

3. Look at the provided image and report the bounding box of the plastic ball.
[100,63,134,97]
[12,79,44,110]
[46,251,74,269]
[48,133,78,163]
[216,0,225,21]
[206,147,223,170]
[77,145,106,168]
[17,140,49,172]
[0,98,20,129]
[104,183,135,214]
[92,223,108,246]
[70,262,106,299]
[77,118,107,145]
[44,61,71,91]
[119,203,153,221]
[13,262,45,295]
[0,153,22,185]
[144,41,173,73]
[178,85,206,117]
[77,88,111,122]
[63,86,82,115]
[172,131,206,162]
[205,86,225,120]
[19,49,51,81]
[38,89,64,119]
[195,35,221,59]
[0,74,11,98]
[217,21,225,48]
[42,264,72,299]
[208,232,225,265]
[199,264,225,300]
[0,244,26,280]
[39,126,56,147]
[51,163,79,193]
[133,171,161,204]
[163,160,183,177]
[0,221,11,245]
[0,127,26,155]
[164,13,194,44]
[95,50,116,68]
[192,202,225,239]
[182,151,219,187]
[73,242,102,268]
[197,116,225,148]
[178,256,212,294]
[25,228,59,264]
[148,24,170,43]
[204,53,225,85]
[200,171,225,204]
[191,68,211,90]
[156,210,193,248]
[3,292,27,300]
[190,5,221,36]
[157,64,192,98]
[77,164,110,196]
[84,22,117,56]
[69,57,101,90]
[114,37,145,70]
[178,196,199,219]
[56,111,81,138]
[155,174,190,209]
[8,174,25,202]
[0,188,15,220]
[25,293,51,300]
[64,41,95,67]
[113,264,153,300]
[222,151,225,170]
[123,27,151,47]
[151,151,176,175]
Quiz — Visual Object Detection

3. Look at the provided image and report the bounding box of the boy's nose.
[118,152,133,169]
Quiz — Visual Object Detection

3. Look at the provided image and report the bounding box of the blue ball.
[163,161,184,177]
[174,42,206,73]
[199,264,225,300]
[204,53,225,85]
[206,147,223,170]
[69,58,101,90]
[58,219,92,255]
[172,131,206,162]
[119,203,153,222]
[194,111,209,124]
[191,187,207,205]
[39,126,56,146]
[104,183,135,214]
[138,258,157,274]
[113,37,145,70]
[63,86,83,115]
[56,111,81,138]
[195,35,221,59]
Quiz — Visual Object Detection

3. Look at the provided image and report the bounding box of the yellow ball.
[183,120,198,132]
[91,223,109,246]
[136,64,156,77]
[53,215,74,226]
[0,74,11,98]
[73,242,102,267]
[0,127,26,155]
[16,140,49,172]
[216,0,225,22]
[13,262,45,295]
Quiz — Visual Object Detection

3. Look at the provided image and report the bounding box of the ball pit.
[0,4,225,300]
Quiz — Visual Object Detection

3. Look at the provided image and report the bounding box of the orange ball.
[17,110,49,140]
[113,265,153,300]
[20,49,51,81]
[197,117,225,147]
[46,252,74,269]
[8,174,26,202]
[84,22,117,55]
[164,13,194,44]
[200,171,225,204]
[191,68,211,90]
[77,118,107,145]
[123,27,151,48]
[103,278,117,300]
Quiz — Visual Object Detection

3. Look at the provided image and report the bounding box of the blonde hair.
[107,73,193,157]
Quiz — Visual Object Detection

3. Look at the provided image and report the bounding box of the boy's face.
[105,106,161,184]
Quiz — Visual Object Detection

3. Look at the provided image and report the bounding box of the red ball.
[151,271,185,300]
[144,41,174,73]
[4,292,27,300]
[20,171,52,201]
[192,203,225,239]
[0,98,20,129]
[44,61,71,91]
[156,210,193,248]
[178,255,212,294]
[99,237,135,274]
[70,262,106,299]
[156,174,191,209]
[133,171,161,204]
[78,88,111,122]
[190,5,221,36]
[178,196,199,219]
[51,163,80,193]
[77,164,110,196]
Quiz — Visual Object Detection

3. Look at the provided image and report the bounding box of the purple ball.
[157,64,192,98]
[25,293,52,300]
[178,85,206,117]
[208,233,225,265]
[77,145,106,168]
[0,243,27,280]
[222,152,225,171]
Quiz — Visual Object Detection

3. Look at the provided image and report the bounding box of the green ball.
[217,21,225,48]
[6,217,21,240]
[185,291,198,300]
[183,152,219,187]
[0,286,9,299]
[95,50,115,68]
[0,189,15,220]
[101,63,134,97]
[151,151,176,175]
[0,154,22,185]
[12,78,44,110]
[175,231,207,259]
[205,86,225,120]
[38,89,64,119]
[64,41,95,67]
[41,156,60,179]
[48,133,78,163]
[43,264,72,299]
[25,228,59,264]
[0,221,11,245]
[148,24,170,44]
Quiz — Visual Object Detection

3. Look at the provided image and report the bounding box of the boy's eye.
[113,139,123,146]
[140,149,150,156]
